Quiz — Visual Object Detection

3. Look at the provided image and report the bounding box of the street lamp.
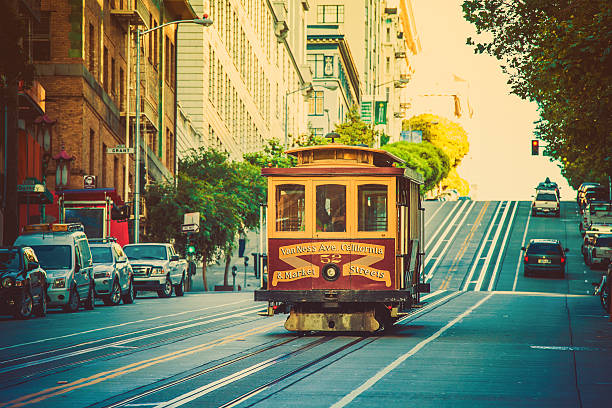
[133,16,213,243]
[324,108,330,134]
[284,83,313,149]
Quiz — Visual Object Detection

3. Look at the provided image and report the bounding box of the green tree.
[462,0,612,188]
[243,138,295,168]
[382,141,451,192]
[145,148,266,290]
[334,105,377,147]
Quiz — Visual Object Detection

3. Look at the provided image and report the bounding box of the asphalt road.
[1,201,611,407]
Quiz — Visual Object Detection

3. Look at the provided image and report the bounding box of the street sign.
[17,184,44,193]
[184,212,200,227]
[374,101,388,124]
[107,146,134,154]
[83,175,97,189]
[182,224,199,233]
[360,101,372,123]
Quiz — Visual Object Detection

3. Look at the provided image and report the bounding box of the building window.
[103,47,108,92]
[309,91,324,115]
[317,5,344,23]
[111,57,116,96]
[311,128,324,138]
[386,57,390,73]
[32,12,51,61]
[88,23,95,72]
[170,42,175,86]
[89,129,95,175]
[119,67,125,111]
[307,54,325,78]
[386,27,391,43]
[165,36,170,82]
[102,143,107,187]
[153,20,158,66]
[114,157,119,189]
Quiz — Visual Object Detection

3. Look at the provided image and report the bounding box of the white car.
[532,190,560,217]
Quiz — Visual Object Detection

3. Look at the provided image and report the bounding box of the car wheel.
[84,282,96,310]
[104,279,122,306]
[63,286,80,313]
[174,275,185,297]
[14,289,34,320]
[157,277,173,298]
[122,279,135,304]
[33,286,47,317]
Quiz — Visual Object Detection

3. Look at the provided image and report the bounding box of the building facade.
[177,0,311,158]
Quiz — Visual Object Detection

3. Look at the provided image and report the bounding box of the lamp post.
[133,16,212,243]
[284,84,313,150]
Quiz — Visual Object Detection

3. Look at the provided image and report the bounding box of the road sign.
[107,146,134,154]
[184,212,200,227]
[17,184,44,193]
[182,224,200,233]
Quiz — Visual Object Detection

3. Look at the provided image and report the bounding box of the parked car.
[522,239,568,278]
[586,234,612,269]
[123,243,188,298]
[580,187,609,210]
[14,223,95,312]
[532,190,560,217]
[89,238,135,306]
[0,247,47,319]
[577,182,601,205]
[580,201,612,234]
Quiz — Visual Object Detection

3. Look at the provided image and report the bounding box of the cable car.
[255,144,428,332]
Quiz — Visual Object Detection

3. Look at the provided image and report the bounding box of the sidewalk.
[187,231,263,293]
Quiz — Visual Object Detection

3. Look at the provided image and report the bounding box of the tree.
[334,105,377,147]
[243,139,295,168]
[462,0,612,188]
[145,148,266,290]
[382,141,451,192]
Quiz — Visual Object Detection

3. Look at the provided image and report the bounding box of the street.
[1,201,611,407]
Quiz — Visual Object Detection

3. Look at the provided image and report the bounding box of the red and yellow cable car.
[255,144,428,332]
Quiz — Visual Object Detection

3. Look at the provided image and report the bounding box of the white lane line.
[330,293,494,408]
[494,291,592,298]
[0,306,263,373]
[461,202,503,291]
[425,201,476,282]
[487,201,519,291]
[475,201,511,291]
[425,201,465,253]
[0,298,251,351]
[425,201,446,227]
[512,202,532,291]
[424,201,469,266]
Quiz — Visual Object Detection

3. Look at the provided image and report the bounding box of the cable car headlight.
[322,263,340,281]
[1,277,14,288]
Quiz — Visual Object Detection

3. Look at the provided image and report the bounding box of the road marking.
[439,202,490,290]
[0,305,261,367]
[487,201,519,291]
[425,201,446,227]
[425,201,465,253]
[475,201,511,291]
[424,201,470,268]
[0,298,251,351]
[512,202,532,291]
[530,346,597,351]
[461,202,503,291]
[425,201,475,282]
[494,291,592,298]
[330,293,494,408]
[0,321,283,408]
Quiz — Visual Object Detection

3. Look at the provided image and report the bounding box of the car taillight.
[524,255,529,262]
[560,257,566,264]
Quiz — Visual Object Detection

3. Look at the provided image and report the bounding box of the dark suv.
[522,239,569,278]
[0,247,48,319]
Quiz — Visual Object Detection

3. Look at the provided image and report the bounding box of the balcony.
[110,0,150,28]
[164,0,198,20]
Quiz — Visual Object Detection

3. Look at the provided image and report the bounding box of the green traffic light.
[187,245,196,254]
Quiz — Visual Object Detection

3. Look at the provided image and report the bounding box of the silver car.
[89,239,135,306]
[13,223,95,312]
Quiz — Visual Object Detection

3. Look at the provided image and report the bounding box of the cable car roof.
[285,144,405,168]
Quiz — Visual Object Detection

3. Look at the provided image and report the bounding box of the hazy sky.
[411,0,574,200]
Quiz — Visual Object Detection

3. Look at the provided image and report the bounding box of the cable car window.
[276,184,306,231]
[358,184,388,231]
[316,184,346,232]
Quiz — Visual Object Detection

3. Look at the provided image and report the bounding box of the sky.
[410,0,575,201]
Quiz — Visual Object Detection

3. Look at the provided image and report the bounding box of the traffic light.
[186,234,196,255]
[111,203,130,221]
[139,162,147,194]
[531,140,539,155]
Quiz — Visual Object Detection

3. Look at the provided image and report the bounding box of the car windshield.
[29,245,72,270]
[595,237,612,247]
[90,247,113,263]
[527,243,562,255]
[0,251,21,270]
[124,245,167,260]
[536,193,557,201]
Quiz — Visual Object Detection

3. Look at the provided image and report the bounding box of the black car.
[522,239,569,278]
[0,247,48,319]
